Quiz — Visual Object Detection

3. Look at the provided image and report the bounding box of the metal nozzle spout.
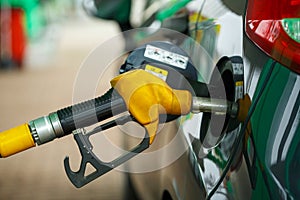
[191,97,238,118]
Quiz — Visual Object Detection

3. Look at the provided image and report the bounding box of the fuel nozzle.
[0,91,247,158]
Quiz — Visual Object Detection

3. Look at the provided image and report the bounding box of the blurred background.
[0,0,245,199]
[0,0,129,199]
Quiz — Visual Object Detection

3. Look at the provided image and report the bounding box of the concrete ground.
[0,14,131,200]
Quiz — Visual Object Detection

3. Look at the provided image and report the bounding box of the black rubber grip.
[57,88,127,135]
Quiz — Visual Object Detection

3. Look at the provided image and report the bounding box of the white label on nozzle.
[144,45,188,69]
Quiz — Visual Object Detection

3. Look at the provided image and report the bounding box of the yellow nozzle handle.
[0,124,35,158]
[111,69,192,144]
